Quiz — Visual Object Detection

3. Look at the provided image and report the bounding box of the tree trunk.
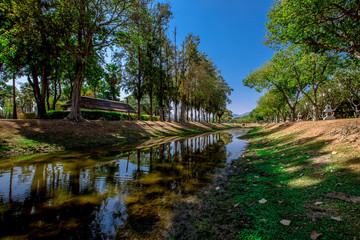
[68,63,84,122]
[186,106,189,122]
[312,105,319,121]
[12,74,17,119]
[174,101,178,122]
[290,108,296,122]
[137,98,141,121]
[180,97,186,122]
[52,81,62,111]
[190,106,193,122]
[28,68,47,119]
[159,106,164,122]
[167,100,171,122]
[149,91,153,121]
[46,85,51,111]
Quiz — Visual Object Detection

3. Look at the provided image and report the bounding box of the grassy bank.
[0,119,245,159]
[170,120,360,239]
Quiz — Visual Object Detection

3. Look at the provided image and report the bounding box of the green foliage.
[1,0,232,122]
[47,110,158,121]
[19,113,37,119]
[266,0,360,59]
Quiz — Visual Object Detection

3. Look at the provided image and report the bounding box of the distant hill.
[233,112,250,119]
[232,113,240,118]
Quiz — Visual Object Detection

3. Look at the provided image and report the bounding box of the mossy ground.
[170,126,360,239]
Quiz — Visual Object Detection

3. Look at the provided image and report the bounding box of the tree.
[258,88,288,122]
[1,0,73,118]
[266,0,360,60]
[179,34,201,122]
[334,64,360,117]
[122,0,152,120]
[104,63,122,101]
[151,3,172,121]
[66,0,139,121]
[243,54,301,122]
[18,82,35,113]
[291,49,337,120]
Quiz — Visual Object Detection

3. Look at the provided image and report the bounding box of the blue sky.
[168,0,274,115]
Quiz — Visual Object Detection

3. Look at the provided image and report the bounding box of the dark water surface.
[0,129,249,239]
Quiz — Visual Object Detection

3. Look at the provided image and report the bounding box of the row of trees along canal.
[241,0,360,123]
[0,0,232,122]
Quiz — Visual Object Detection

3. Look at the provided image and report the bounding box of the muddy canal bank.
[0,119,246,159]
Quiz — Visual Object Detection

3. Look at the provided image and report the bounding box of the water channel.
[0,128,249,239]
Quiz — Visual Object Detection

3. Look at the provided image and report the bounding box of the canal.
[0,128,249,239]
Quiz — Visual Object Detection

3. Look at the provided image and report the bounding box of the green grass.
[230,127,360,239]
[174,127,360,239]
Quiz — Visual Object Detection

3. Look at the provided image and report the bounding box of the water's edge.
[0,128,250,239]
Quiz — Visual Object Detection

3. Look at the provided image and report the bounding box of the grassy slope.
[0,119,245,159]
[171,120,360,240]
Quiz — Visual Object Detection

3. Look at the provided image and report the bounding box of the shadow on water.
[0,128,250,239]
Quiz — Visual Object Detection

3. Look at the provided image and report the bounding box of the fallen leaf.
[332,151,338,155]
[215,186,220,190]
[234,203,239,208]
[300,173,304,176]
[313,186,319,189]
[280,219,291,226]
[314,202,323,206]
[258,198,267,204]
[350,196,360,203]
[331,216,342,222]
[335,183,342,187]
[325,192,360,203]
[310,230,323,240]
[254,176,259,179]
[276,185,283,188]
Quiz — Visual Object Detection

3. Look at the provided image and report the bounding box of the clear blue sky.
[168,0,274,115]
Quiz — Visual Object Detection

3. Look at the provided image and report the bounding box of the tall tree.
[66,0,139,121]
[266,0,360,60]
[179,34,200,122]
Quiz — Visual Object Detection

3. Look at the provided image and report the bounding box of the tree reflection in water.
[0,130,248,239]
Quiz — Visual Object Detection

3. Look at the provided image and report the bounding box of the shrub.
[19,113,37,119]
[47,110,158,121]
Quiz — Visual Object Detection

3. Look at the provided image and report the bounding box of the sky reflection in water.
[0,129,249,239]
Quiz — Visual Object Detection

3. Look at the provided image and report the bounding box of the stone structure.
[323,105,335,120]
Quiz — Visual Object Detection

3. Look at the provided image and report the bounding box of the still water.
[0,129,249,239]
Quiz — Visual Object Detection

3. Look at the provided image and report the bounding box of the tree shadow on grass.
[169,128,360,240]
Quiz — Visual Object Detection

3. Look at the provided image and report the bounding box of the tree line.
[0,0,232,122]
[241,0,360,123]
